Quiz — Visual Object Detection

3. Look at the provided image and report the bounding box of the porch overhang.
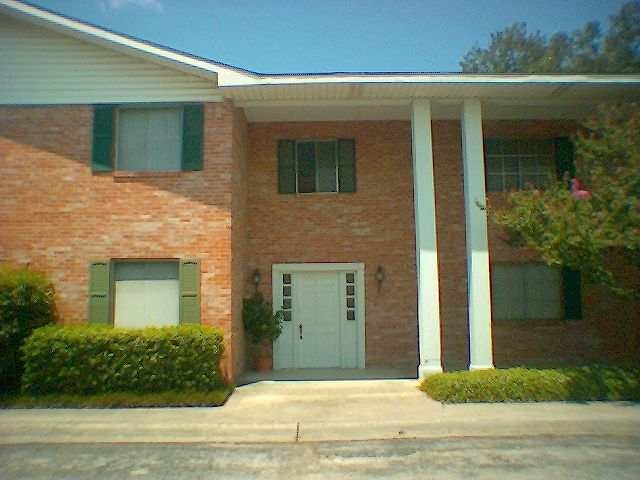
[225,77,640,122]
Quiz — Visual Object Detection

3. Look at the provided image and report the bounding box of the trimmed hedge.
[421,366,640,403]
[21,326,225,395]
[0,264,56,391]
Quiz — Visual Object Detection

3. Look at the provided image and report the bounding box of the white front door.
[273,264,365,369]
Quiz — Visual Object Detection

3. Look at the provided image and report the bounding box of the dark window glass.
[297,142,316,193]
[317,142,337,192]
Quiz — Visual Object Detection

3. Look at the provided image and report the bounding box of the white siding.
[0,14,221,104]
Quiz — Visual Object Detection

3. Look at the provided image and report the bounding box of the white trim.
[411,100,443,378]
[272,263,366,369]
[461,99,494,371]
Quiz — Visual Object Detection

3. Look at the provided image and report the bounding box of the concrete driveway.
[1,379,639,444]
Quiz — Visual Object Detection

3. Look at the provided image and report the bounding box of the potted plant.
[242,292,283,372]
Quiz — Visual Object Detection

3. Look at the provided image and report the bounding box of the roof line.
[2,0,640,83]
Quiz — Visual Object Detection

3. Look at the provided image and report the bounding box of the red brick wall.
[0,101,242,379]
[2,106,637,376]
[246,121,419,368]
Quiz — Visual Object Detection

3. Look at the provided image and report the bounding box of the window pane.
[524,265,563,319]
[317,142,337,192]
[487,174,503,192]
[118,109,148,171]
[282,298,292,309]
[504,174,519,191]
[282,274,291,285]
[491,264,526,320]
[146,108,182,171]
[114,261,179,328]
[347,310,355,321]
[346,273,355,284]
[503,157,519,173]
[297,142,316,193]
[118,108,182,171]
[283,286,291,297]
[486,157,502,174]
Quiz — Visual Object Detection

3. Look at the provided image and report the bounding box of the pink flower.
[570,178,591,199]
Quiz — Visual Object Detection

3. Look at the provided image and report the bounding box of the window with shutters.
[491,263,575,320]
[92,104,203,173]
[113,261,180,328]
[278,139,356,194]
[485,139,555,192]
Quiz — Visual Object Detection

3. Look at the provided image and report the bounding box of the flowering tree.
[493,105,640,295]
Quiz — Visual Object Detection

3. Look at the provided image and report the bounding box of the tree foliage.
[492,104,640,295]
[461,1,640,73]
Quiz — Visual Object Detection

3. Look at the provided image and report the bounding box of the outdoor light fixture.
[375,265,385,291]
[252,269,261,289]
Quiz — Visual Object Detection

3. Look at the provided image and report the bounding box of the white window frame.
[485,139,555,192]
[114,105,183,172]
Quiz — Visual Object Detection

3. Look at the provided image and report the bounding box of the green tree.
[493,105,640,295]
[461,1,640,73]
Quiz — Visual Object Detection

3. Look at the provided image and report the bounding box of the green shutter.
[179,259,201,324]
[562,268,582,320]
[92,106,115,172]
[278,140,296,194]
[88,261,111,325]
[554,137,575,181]
[182,104,204,171]
[338,138,356,192]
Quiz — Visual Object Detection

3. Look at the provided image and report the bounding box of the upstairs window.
[278,139,356,194]
[117,108,183,171]
[485,139,554,192]
[91,104,204,173]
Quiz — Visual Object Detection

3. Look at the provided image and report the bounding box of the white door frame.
[272,263,366,369]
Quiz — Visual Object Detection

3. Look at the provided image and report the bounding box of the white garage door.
[272,264,365,369]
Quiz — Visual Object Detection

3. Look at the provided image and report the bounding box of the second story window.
[278,139,356,194]
[91,104,204,173]
[117,107,183,171]
[485,139,554,192]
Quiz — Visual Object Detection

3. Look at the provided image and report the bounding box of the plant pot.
[252,342,273,372]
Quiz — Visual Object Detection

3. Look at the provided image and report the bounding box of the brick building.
[1,0,639,381]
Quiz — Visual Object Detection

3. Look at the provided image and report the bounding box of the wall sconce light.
[375,265,385,291]
[252,269,261,290]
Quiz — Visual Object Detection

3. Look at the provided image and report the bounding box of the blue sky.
[28,0,629,73]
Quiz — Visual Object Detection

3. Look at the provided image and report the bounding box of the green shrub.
[21,325,225,395]
[243,292,283,344]
[0,264,56,392]
[421,366,640,403]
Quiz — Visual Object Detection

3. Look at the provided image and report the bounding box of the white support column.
[461,99,494,370]
[411,99,442,378]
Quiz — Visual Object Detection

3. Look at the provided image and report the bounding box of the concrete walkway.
[1,380,639,444]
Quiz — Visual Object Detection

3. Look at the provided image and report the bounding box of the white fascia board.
[224,73,640,87]
[0,0,254,84]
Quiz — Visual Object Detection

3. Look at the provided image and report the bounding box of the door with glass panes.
[272,265,364,369]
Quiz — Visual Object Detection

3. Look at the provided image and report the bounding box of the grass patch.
[0,386,234,409]
[420,365,640,403]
